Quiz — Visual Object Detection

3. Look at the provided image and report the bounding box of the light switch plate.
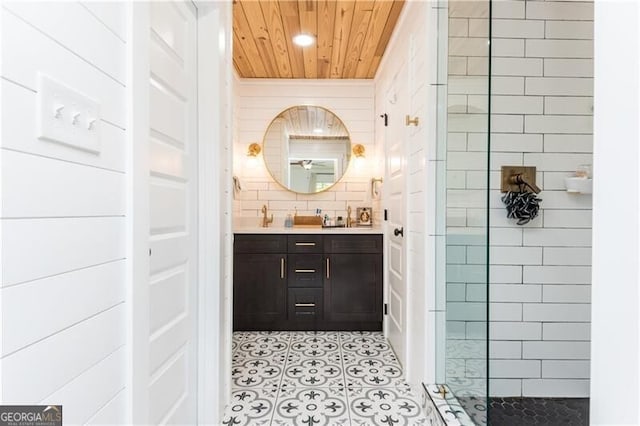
[36,73,101,154]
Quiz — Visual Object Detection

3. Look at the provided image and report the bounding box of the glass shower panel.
[436,0,490,423]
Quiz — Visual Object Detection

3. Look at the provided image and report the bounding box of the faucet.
[261,204,273,228]
[346,205,353,228]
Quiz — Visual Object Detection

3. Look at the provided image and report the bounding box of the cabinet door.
[324,254,382,323]
[233,253,287,330]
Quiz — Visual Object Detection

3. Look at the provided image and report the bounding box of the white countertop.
[233,226,383,235]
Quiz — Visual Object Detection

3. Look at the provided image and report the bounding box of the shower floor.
[458,396,589,425]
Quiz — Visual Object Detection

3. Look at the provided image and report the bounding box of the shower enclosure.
[434,0,491,424]
[435,0,593,424]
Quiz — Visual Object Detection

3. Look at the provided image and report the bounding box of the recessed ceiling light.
[313,128,323,134]
[293,34,315,47]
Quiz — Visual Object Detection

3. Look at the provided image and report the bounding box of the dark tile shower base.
[459,396,589,426]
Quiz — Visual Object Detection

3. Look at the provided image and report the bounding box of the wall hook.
[510,173,541,194]
[405,115,419,126]
[371,177,383,199]
[501,166,541,194]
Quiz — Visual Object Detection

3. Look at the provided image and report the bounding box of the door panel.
[385,65,408,367]
[148,2,198,424]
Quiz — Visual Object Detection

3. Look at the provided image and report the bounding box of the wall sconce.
[247,142,262,157]
[352,144,366,158]
[246,142,261,167]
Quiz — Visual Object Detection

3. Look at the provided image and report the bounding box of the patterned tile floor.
[222,331,429,425]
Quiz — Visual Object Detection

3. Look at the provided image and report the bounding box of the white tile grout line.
[339,331,354,426]
[268,330,291,425]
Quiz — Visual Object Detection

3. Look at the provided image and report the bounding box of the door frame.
[127,2,233,424]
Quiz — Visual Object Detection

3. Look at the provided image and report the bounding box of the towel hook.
[501,166,541,194]
[510,173,541,194]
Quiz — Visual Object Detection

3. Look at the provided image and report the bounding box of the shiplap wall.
[1,2,127,423]
[233,79,380,224]
[447,0,593,397]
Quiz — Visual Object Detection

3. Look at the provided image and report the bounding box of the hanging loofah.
[501,190,542,225]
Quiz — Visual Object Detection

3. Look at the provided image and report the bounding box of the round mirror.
[262,106,351,194]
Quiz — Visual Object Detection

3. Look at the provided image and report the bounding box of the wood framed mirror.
[262,105,352,194]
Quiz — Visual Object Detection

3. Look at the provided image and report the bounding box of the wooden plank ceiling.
[282,106,349,138]
[233,0,405,79]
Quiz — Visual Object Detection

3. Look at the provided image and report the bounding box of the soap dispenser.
[284,212,293,228]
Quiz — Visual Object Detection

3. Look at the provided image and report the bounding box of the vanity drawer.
[288,288,323,322]
[324,234,383,254]
[287,235,323,253]
[234,234,287,253]
[288,254,324,287]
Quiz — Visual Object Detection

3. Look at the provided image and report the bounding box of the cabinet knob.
[394,227,404,237]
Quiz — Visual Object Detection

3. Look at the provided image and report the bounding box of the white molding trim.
[195,1,233,424]
[126,3,150,424]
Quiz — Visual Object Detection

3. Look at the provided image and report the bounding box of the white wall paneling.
[2,150,125,218]
[0,1,128,421]
[3,2,126,83]
[2,304,125,403]
[1,10,126,127]
[2,261,125,356]
[80,1,127,42]
[2,217,125,286]
[40,346,126,425]
[84,390,127,425]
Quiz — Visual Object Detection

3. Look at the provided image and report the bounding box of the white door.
[385,66,408,367]
[148,2,198,424]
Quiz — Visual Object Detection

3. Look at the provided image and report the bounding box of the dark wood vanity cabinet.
[233,233,382,331]
[233,235,288,330]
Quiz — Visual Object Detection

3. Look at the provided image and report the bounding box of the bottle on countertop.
[284,212,293,228]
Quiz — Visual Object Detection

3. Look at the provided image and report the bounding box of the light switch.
[36,73,101,154]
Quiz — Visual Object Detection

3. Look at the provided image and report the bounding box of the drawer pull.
[326,258,330,278]
[295,303,316,307]
[295,242,316,246]
[280,258,285,279]
[295,269,316,273]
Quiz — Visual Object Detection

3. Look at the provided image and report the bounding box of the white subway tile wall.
[234,80,379,224]
[447,0,593,398]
